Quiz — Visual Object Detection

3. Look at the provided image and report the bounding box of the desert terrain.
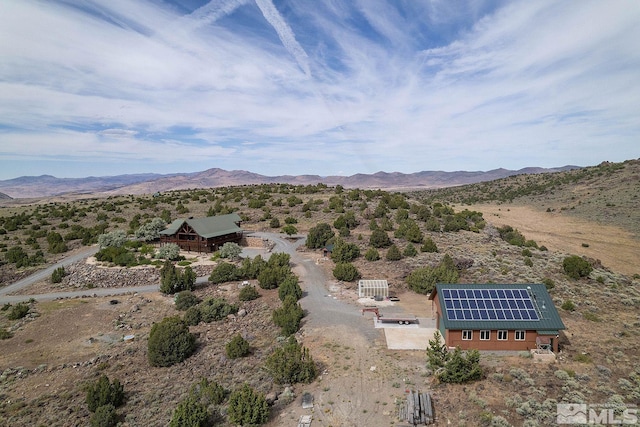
[1,160,639,426]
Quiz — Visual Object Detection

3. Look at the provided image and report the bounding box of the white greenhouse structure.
[358,279,389,298]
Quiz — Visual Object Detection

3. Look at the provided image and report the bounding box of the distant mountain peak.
[0,165,585,199]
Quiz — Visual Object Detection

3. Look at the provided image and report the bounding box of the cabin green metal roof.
[429,283,565,331]
[160,213,242,239]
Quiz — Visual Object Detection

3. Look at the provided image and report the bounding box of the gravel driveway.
[248,232,381,341]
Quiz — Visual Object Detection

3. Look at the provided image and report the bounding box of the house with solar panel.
[159,213,243,253]
[429,284,565,352]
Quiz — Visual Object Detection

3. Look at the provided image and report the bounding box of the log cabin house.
[159,213,243,253]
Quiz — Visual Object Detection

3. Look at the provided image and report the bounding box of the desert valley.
[1,159,639,427]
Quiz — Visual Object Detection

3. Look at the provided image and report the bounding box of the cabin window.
[497,330,508,340]
[480,330,490,340]
[462,330,473,340]
[515,330,526,341]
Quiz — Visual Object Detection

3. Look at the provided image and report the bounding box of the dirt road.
[249,232,380,341]
[0,246,101,302]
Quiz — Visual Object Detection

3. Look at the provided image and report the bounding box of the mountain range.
[0,166,580,199]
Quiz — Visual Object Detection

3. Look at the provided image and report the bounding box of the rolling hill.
[0,165,579,199]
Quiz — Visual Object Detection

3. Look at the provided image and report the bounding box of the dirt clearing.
[469,204,640,276]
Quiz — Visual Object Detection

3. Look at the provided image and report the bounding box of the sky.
[0,0,639,180]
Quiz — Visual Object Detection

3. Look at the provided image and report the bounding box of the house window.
[480,330,490,340]
[497,330,508,341]
[515,330,526,341]
[462,330,473,340]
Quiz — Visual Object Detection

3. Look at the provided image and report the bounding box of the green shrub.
[332,262,360,282]
[95,246,128,264]
[5,246,29,266]
[420,237,438,253]
[238,286,260,301]
[169,396,208,427]
[240,255,267,279]
[273,295,304,336]
[282,224,298,236]
[425,218,441,232]
[306,223,335,249]
[114,251,136,267]
[47,231,68,254]
[85,375,125,413]
[364,248,380,261]
[148,316,196,367]
[51,266,67,283]
[561,300,576,311]
[0,329,13,340]
[438,348,483,383]
[524,257,533,267]
[269,218,281,228]
[521,248,532,257]
[426,331,448,370]
[226,334,250,359]
[265,337,317,384]
[159,261,195,294]
[90,404,118,427]
[183,306,202,326]
[563,255,593,279]
[191,378,227,405]
[496,225,526,246]
[175,291,200,311]
[407,254,458,294]
[199,298,238,323]
[403,243,418,257]
[7,303,29,320]
[386,244,402,261]
[227,384,269,426]
[369,229,391,248]
[255,265,281,289]
[395,219,424,242]
[278,276,302,302]
[542,278,555,290]
[330,238,360,263]
[208,262,242,284]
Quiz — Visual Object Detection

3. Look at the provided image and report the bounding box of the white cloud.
[254,0,311,77]
[0,0,638,179]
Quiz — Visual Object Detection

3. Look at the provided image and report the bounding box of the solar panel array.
[441,288,540,321]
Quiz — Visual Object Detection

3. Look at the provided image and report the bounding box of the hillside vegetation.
[0,161,639,426]
[411,159,640,238]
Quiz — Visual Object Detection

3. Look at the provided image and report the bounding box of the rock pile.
[62,262,160,288]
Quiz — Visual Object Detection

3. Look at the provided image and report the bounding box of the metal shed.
[358,279,389,298]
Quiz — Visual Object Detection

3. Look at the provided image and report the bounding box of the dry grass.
[467,204,640,277]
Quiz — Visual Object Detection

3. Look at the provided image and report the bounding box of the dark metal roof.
[159,213,242,239]
[429,283,565,331]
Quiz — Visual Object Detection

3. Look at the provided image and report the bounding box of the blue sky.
[0,0,639,180]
